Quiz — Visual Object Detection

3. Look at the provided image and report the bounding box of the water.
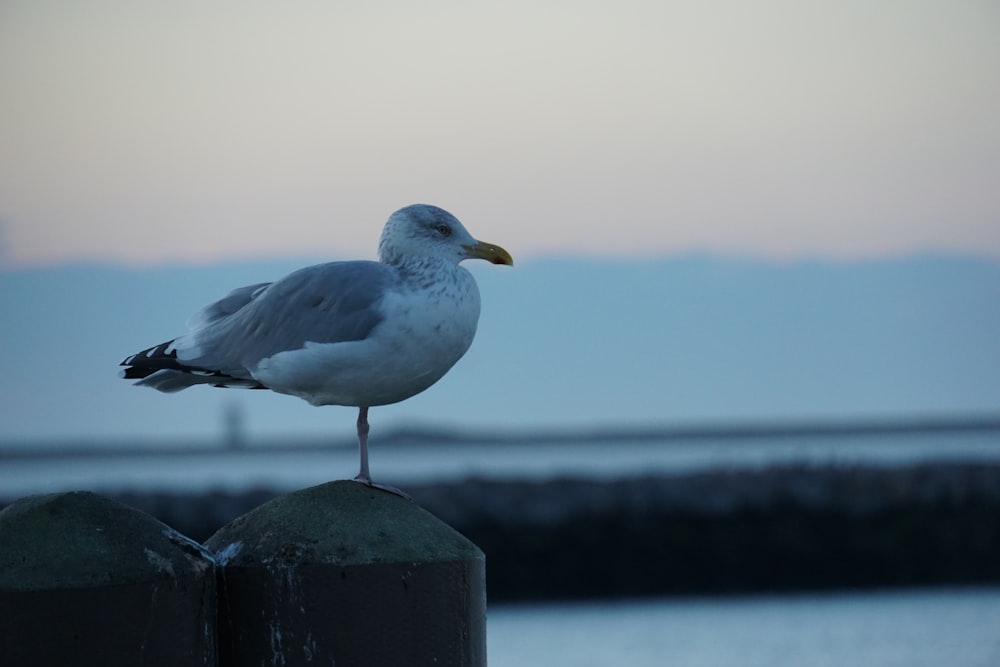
[2,429,999,497]
[488,587,1000,667]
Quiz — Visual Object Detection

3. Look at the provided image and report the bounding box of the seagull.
[120,204,513,493]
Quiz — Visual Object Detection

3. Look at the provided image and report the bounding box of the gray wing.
[186,282,272,330]
[188,260,397,373]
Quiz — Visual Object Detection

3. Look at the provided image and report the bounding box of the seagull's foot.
[353,475,411,500]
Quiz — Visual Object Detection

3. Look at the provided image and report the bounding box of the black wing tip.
[120,366,158,380]
[119,339,182,376]
[120,341,269,390]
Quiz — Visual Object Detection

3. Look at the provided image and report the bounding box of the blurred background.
[2,2,999,665]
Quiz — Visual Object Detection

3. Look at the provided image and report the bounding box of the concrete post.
[206,480,486,667]
[0,491,217,667]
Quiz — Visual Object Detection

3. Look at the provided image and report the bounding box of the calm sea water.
[487,587,1000,667]
[2,429,999,497]
[2,429,998,497]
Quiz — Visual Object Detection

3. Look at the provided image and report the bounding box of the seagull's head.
[378,204,514,267]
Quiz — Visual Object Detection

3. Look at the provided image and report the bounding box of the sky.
[1,0,999,269]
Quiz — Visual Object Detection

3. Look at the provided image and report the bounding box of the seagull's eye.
[435,224,451,237]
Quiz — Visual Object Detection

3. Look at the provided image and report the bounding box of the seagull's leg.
[352,406,410,499]
[355,406,372,483]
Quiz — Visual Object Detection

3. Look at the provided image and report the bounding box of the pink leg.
[352,407,409,499]
[354,406,372,483]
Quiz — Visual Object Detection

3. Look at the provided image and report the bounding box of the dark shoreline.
[5,413,999,460]
[12,460,992,602]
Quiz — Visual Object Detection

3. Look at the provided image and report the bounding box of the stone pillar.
[206,480,486,667]
[0,491,217,666]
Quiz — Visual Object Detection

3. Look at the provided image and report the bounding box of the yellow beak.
[464,241,514,266]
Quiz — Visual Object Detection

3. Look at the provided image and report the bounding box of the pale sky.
[1,0,999,268]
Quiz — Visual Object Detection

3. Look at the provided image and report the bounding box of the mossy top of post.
[0,491,214,592]
[206,480,483,567]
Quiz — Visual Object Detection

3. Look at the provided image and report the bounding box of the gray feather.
[187,282,271,330]
[180,260,395,374]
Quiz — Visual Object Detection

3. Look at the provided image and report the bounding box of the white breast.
[251,263,482,408]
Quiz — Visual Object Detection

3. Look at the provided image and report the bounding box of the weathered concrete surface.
[0,490,217,667]
[206,479,485,667]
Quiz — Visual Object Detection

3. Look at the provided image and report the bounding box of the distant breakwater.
[9,461,1000,601]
